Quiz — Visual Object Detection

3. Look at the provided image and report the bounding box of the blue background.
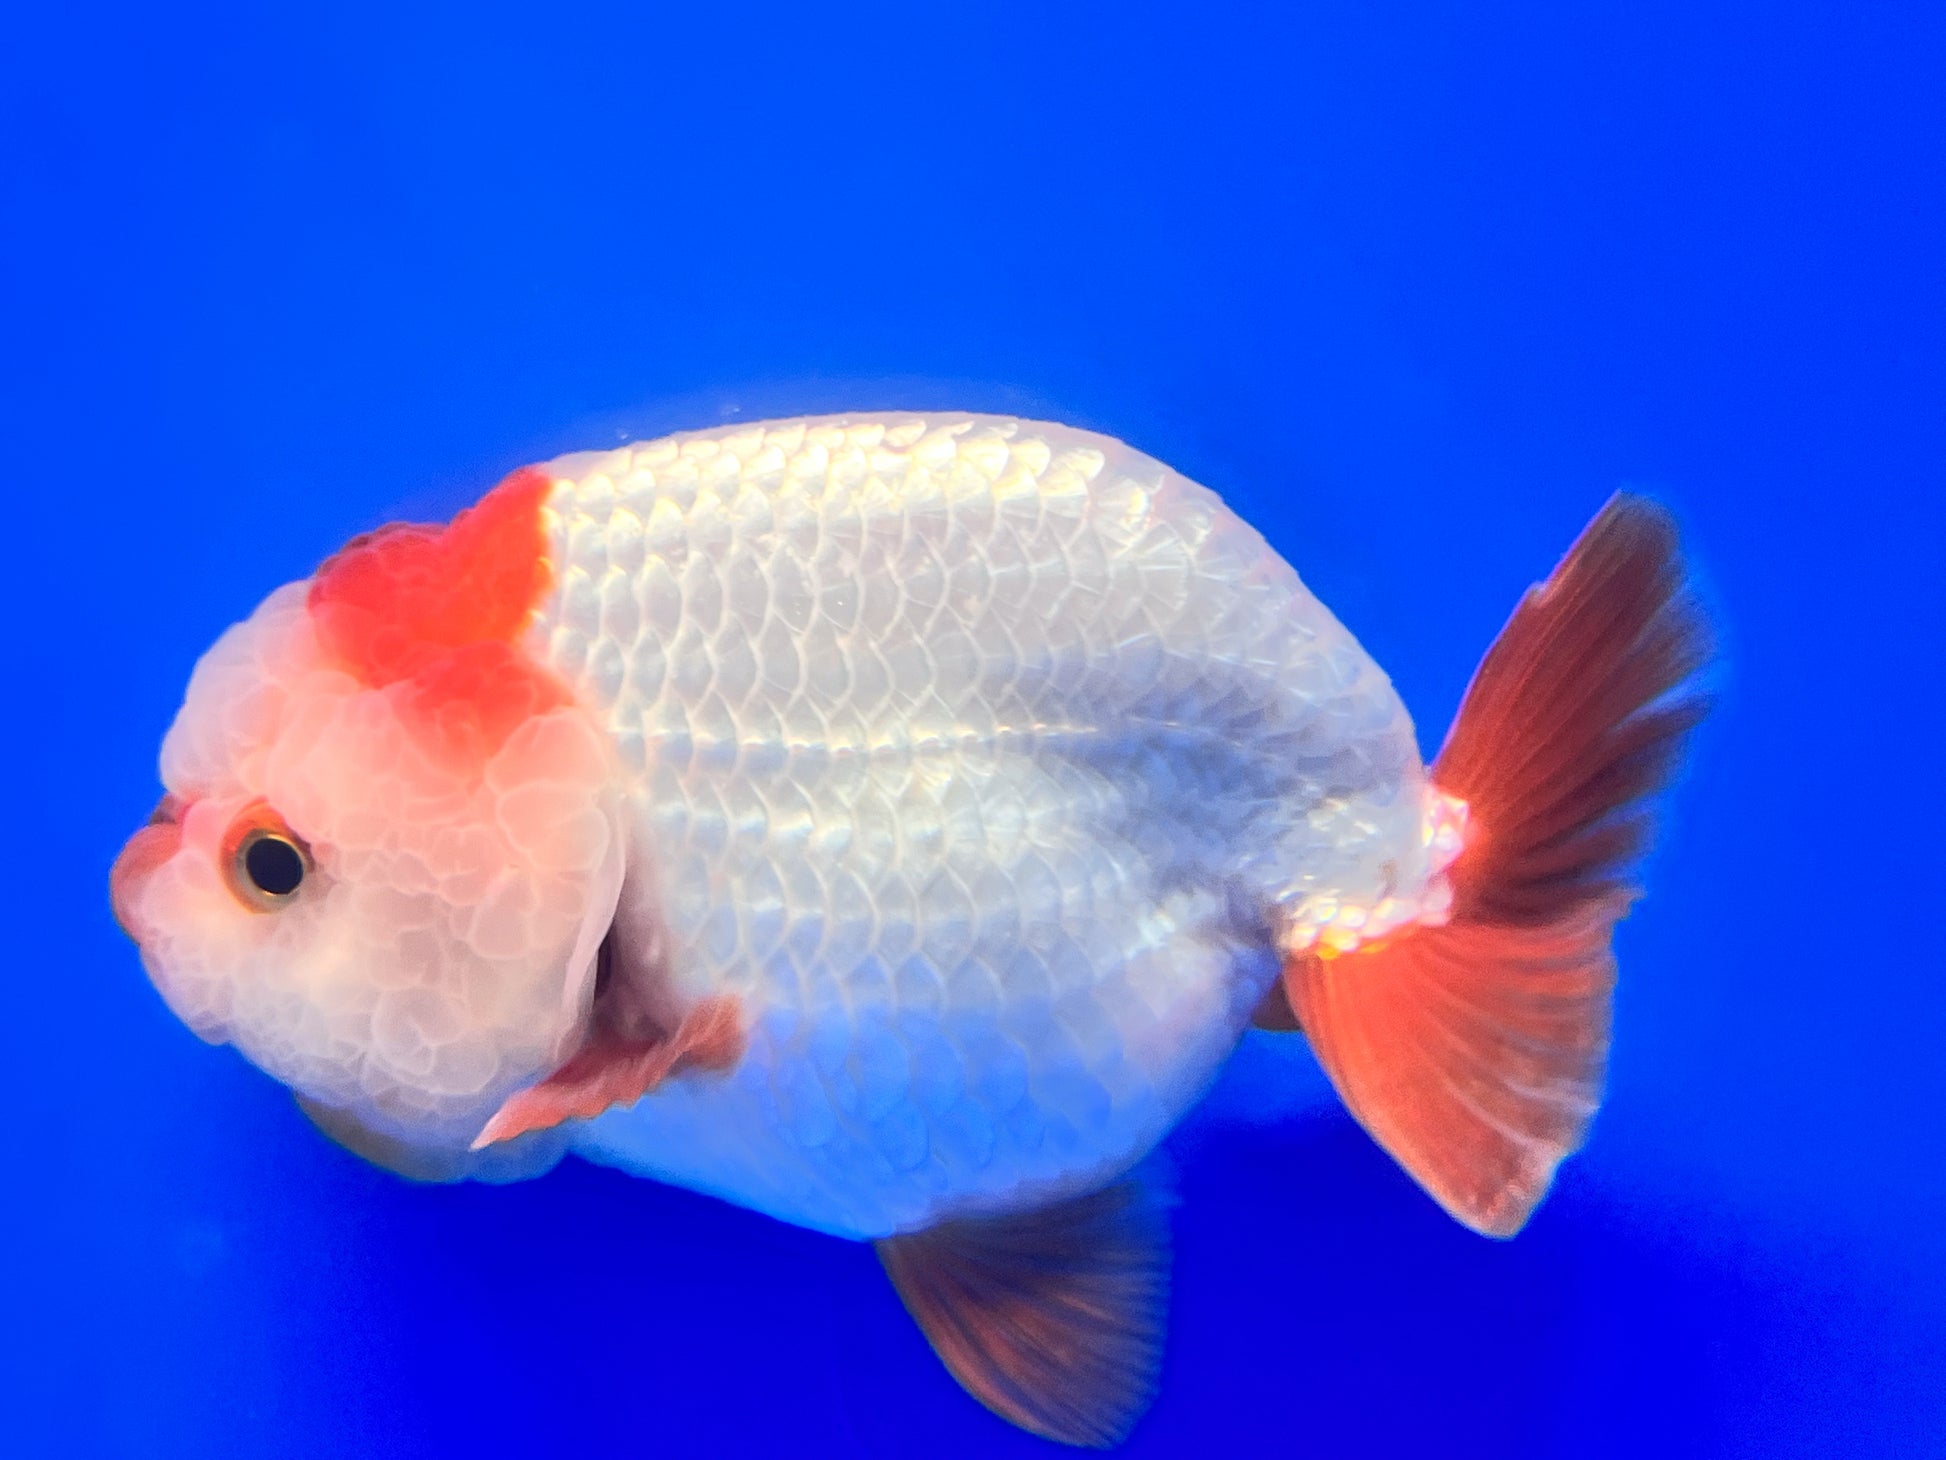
[4,3,1942,1456]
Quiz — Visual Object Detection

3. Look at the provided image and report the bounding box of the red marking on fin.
[1287,495,1710,1236]
[308,467,564,760]
[877,1164,1175,1449]
[471,994,745,1148]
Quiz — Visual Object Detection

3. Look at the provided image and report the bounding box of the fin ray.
[876,1168,1175,1449]
[1289,495,1709,1236]
[472,994,744,1147]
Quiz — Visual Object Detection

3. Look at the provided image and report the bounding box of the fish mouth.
[110,794,186,943]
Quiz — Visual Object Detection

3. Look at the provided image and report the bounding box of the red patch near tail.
[308,467,566,759]
[1287,495,1710,1235]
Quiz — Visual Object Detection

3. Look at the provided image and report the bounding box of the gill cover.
[116,470,630,1160]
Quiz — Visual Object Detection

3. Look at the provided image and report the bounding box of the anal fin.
[1250,977,1303,1032]
[876,1167,1176,1449]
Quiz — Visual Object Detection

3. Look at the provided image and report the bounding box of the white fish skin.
[531,415,1449,1239]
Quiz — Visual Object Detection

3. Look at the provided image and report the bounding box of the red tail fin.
[1285,495,1710,1236]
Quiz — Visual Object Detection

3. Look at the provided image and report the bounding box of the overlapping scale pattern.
[534,416,1432,1237]
[133,585,626,1151]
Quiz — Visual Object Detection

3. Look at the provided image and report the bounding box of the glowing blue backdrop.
[4,3,1941,1455]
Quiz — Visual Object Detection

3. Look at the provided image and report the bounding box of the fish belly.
[527,416,1429,1238]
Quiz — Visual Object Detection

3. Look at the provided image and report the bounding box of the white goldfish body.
[113,415,1708,1447]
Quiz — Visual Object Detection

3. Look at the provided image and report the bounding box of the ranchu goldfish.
[112,415,1708,1446]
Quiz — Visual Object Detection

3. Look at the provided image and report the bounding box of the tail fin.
[1285,495,1710,1236]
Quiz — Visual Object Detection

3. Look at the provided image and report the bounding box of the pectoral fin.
[876,1167,1175,1449]
[295,1095,566,1183]
[471,994,745,1148]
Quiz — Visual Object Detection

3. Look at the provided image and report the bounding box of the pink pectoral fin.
[472,995,745,1149]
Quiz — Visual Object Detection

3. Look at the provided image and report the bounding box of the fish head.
[110,575,626,1153]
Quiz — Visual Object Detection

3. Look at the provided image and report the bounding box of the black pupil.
[244,836,305,897]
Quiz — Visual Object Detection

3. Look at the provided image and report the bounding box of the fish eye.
[222,806,312,912]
